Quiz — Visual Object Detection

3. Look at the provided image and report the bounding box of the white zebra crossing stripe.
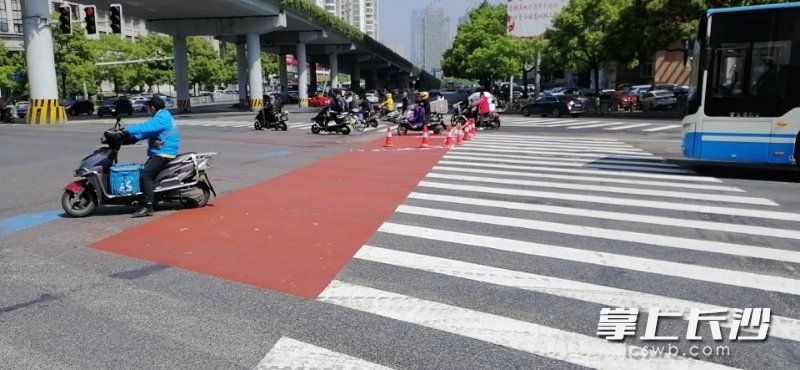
[567,122,627,129]
[447,152,680,168]
[467,140,645,152]
[425,172,773,205]
[420,180,800,222]
[453,147,655,161]
[485,134,624,143]
[319,281,733,370]
[378,222,800,295]
[410,192,800,240]
[605,123,651,131]
[431,166,740,191]
[444,155,693,174]
[256,337,392,369]
[354,246,800,343]
[397,205,798,264]
[438,160,719,182]
[472,137,636,148]
[542,121,605,127]
[643,125,682,132]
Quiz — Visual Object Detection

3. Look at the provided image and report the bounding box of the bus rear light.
[775,152,784,157]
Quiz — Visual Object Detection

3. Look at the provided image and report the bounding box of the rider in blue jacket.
[122,97,179,217]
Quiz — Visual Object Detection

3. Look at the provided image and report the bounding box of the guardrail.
[190,93,240,105]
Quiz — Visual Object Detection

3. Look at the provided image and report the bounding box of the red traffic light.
[84,7,94,16]
[59,7,70,16]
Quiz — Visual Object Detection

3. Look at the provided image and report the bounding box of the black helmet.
[147,96,165,110]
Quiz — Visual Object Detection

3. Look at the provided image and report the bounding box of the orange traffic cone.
[383,126,394,147]
[455,122,464,145]
[463,121,473,142]
[420,124,431,148]
[442,126,454,147]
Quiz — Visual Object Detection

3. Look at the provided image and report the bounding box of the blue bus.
[682,2,800,166]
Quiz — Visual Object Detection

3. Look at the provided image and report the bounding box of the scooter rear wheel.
[278,122,288,131]
[62,189,97,217]
[254,121,263,130]
[311,124,321,134]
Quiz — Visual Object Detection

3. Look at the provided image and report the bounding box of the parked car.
[97,98,134,117]
[611,91,639,111]
[67,100,95,116]
[520,96,586,118]
[307,93,331,107]
[131,99,148,112]
[15,101,30,118]
[640,90,678,111]
[284,91,299,104]
[630,85,653,97]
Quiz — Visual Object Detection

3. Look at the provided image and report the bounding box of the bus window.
[712,48,747,97]
[750,40,790,96]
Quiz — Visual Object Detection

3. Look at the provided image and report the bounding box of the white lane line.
[445,155,694,175]
[426,173,772,205]
[379,223,800,296]
[453,147,656,160]
[465,144,651,156]
[398,205,798,263]
[545,121,603,127]
[439,160,719,183]
[355,246,800,343]
[332,280,736,370]
[468,140,644,152]
[448,152,680,168]
[320,281,731,370]
[605,123,651,131]
[256,337,392,370]
[476,135,633,145]
[483,134,626,142]
[431,166,740,191]
[642,125,682,132]
[410,192,798,240]
[567,122,628,129]
[419,181,800,222]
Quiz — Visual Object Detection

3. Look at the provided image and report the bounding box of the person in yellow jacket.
[379,92,395,113]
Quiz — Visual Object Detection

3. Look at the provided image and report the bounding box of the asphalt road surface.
[0,111,798,369]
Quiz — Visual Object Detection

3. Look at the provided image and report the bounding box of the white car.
[640,90,677,111]
[365,93,378,103]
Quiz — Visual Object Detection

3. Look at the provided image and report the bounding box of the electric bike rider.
[108,97,179,218]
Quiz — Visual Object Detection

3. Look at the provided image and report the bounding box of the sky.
[379,0,505,59]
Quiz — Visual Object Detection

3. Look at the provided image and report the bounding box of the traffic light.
[58,6,71,35]
[109,4,123,34]
[83,6,97,35]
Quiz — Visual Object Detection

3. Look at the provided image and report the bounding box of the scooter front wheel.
[61,189,97,217]
[278,122,288,131]
[254,121,263,130]
[311,124,321,134]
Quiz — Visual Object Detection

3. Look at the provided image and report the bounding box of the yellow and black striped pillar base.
[239,97,249,106]
[250,98,263,111]
[177,99,191,112]
[26,99,67,124]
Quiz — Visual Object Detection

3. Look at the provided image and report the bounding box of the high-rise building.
[312,0,379,39]
[410,7,451,73]
[0,0,148,52]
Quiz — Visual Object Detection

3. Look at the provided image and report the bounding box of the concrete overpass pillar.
[173,35,191,113]
[236,42,248,107]
[279,54,288,93]
[21,0,66,124]
[368,68,378,90]
[329,53,339,89]
[247,33,264,111]
[296,42,308,107]
[352,61,361,91]
[309,61,317,94]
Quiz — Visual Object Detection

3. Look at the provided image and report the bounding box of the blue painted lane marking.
[0,210,63,236]
[257,150,292,158]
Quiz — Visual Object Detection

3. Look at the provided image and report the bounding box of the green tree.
[0,43,27,98]
[607,0,791,68]
[52,25,99,98]
[546,0,631,94]
[187,37,225,94]
[135,34,174,92]
[442,3,540,89]
[94,34,142,94]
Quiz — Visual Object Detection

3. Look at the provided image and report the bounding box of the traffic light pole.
[21,0,66,124]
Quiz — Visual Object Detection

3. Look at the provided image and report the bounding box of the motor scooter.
[61,117,217,217]
[310,107,353,135]
[254,109,289,131]
[0,107,14,123]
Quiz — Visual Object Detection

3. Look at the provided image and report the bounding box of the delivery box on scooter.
[110,163,143,196]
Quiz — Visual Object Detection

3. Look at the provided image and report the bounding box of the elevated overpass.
[20,0,438,123]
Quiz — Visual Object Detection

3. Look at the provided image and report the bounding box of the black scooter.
[310,107,353,135]
[61,117,217,217]
[254,109,289,131]
[0,107,14,123]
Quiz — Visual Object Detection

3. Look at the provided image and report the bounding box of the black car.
[67,100,95,116]
[97,98,133,117]
[520,96,585,118]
